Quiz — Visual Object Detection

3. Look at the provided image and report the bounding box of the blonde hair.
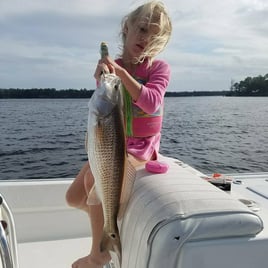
[120,1,172,65]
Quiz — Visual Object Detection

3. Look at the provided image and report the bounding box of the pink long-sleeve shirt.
[116,58,171,160]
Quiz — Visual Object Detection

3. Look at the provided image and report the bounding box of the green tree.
[227,73,268,96]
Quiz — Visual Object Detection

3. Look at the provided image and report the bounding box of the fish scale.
[87,73,136,265]
[94,111,125,228]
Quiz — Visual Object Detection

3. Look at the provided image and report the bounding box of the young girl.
[66,1,172,267]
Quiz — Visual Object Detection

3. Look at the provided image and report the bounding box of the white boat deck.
[18,237,92,268]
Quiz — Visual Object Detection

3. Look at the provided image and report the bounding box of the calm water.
[0,97,268,180]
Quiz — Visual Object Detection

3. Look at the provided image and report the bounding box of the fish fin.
[118,160,136,220]
[100,230,122,265]
[86,184,101,206]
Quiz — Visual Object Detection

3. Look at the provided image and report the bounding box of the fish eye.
[110,233,116,239]
[114,79,121,91]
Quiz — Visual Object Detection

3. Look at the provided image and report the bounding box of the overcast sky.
[1,0,268,91]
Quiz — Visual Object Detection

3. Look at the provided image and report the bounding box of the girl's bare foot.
[72,252,111,268]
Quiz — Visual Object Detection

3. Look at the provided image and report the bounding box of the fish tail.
[100,229,122,264]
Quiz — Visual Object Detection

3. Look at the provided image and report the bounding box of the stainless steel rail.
[0,195,19,268]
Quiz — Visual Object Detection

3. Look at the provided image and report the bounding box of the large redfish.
[87,73,136,263]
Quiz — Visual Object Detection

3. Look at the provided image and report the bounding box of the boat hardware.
[238,198,260,212]
[0,195,19,268]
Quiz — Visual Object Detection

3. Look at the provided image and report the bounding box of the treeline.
[0,88,95,98]
[165,91,228,97]
[227,73,268,96]
[0,88,228,98]
[1,73,267,98]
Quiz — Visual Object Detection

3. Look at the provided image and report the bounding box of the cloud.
[0,0,268,91]
[1,11,119,48]
[0,5,122,89]
[163,0,268,90]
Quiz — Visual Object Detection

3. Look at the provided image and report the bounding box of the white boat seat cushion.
[118,156,263,268]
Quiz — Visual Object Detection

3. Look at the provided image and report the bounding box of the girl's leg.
[67,154,147,267]
[71,204,111,268]
[65,162,90,210]
[66,162,111,268]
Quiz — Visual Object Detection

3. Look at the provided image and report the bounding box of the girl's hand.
[93,60,110,81]
[93,57,118,88]
[103,56,124,77]
[103,56,142,101]
[94,56,123,84]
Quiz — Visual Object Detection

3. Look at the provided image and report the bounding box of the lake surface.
[0,97,267,180]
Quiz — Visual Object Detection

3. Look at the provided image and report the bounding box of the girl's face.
[124,19,159,61]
